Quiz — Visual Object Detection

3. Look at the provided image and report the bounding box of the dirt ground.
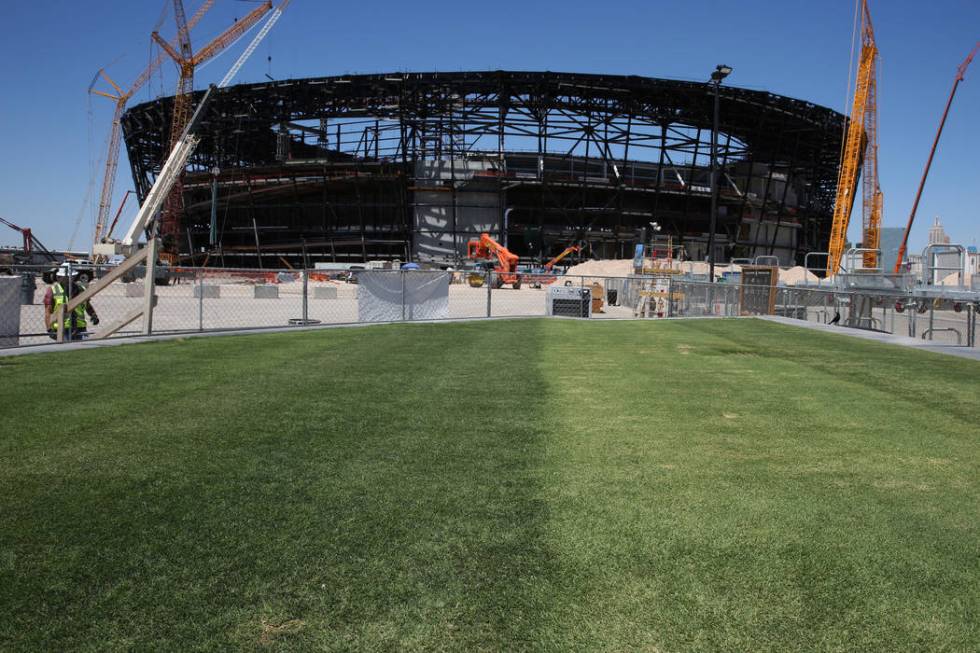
[11,277,635,346]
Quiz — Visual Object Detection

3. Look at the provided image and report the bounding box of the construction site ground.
[11,278,637,345]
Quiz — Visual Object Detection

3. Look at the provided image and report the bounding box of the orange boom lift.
[467,233,523,289]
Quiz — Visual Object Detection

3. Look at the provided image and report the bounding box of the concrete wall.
[413,158,501,264]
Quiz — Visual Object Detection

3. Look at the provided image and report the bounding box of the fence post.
[401,270,407,321]
[195,269,202,331]
[486,271,492,318]
[969,304,976,347]
[65,260,74,342]
[142,238,157,336]
[302,269,309,323]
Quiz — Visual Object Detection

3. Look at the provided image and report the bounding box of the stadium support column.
[708,65,732,282]
[498,87,507,248]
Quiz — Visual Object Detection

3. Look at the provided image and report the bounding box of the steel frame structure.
[121,71,846,267]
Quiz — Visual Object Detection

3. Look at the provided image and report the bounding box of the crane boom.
[122,85,216,246]
[219,0,291,88]
[544,245,581,270]
[154,0,273,261]
[91,0,215,247]
[893,42,978,274]
[827,0,881,275]
[191,1,273,65]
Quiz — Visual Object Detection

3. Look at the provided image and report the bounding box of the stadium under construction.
[120,70,847,267]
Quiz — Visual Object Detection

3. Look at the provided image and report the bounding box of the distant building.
[927,215,950,245]
[907,254,923,279]
[878,227,903,273]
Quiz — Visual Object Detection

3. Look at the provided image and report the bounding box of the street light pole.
[707,64,732,283]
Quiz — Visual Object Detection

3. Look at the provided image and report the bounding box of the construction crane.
[467,232,522,289]
[153,0,273,262]
[827,0,882,275]
[0,217,58,265]
[104,190,134,243]
[120,2,291,249]
[90,1,216,249]
[219,0,291,88]
[894,42,979,274]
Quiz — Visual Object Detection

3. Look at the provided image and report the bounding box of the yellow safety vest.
[51,282,87,330]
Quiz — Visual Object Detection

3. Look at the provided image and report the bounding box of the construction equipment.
[894,42,978,274]
[218,0,291,88]
[466,232,522,289]
[104,190,134,243]
[89,1,216,250]
[153,0,273,261]
[547,285,592,318]
[827,0,882,275]
[121,85,217,247]
[118,0,289,251]
[528,244,581,288]
[545,244,581,272]
[0,217,58,265]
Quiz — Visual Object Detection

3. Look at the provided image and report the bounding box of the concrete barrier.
[193,285,221,299]
[313,286,337,299]
[0,277,20,348]
[254,285,279,299]
[125,284,144,298]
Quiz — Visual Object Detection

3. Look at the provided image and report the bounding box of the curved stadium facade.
[121,70,846,267]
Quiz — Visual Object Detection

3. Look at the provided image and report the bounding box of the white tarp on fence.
[357,271,450,322]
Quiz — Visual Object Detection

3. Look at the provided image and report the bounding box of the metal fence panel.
[2,265,977,350]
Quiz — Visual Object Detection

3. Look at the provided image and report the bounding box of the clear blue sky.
[1,0,978,254]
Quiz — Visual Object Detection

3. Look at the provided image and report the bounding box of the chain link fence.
[2,265,978,349]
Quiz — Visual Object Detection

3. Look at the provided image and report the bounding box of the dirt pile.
[940,272,963,286]
[563,259,634,278]
[780,266,820,285]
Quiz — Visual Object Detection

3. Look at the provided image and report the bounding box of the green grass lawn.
[1,318,978,651]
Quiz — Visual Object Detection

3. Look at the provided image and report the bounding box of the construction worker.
[44,265,99,340]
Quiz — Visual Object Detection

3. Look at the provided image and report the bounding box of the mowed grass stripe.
[0,318,978,651]
[0,322,558,651]
[537,319,978,651]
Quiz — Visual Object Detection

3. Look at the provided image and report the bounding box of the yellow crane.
[153,0,273,261]
[827,0,882,275]
[90,1,216,248]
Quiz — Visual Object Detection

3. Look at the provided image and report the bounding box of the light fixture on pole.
[711,65,732,83]
[707,64,732,282]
